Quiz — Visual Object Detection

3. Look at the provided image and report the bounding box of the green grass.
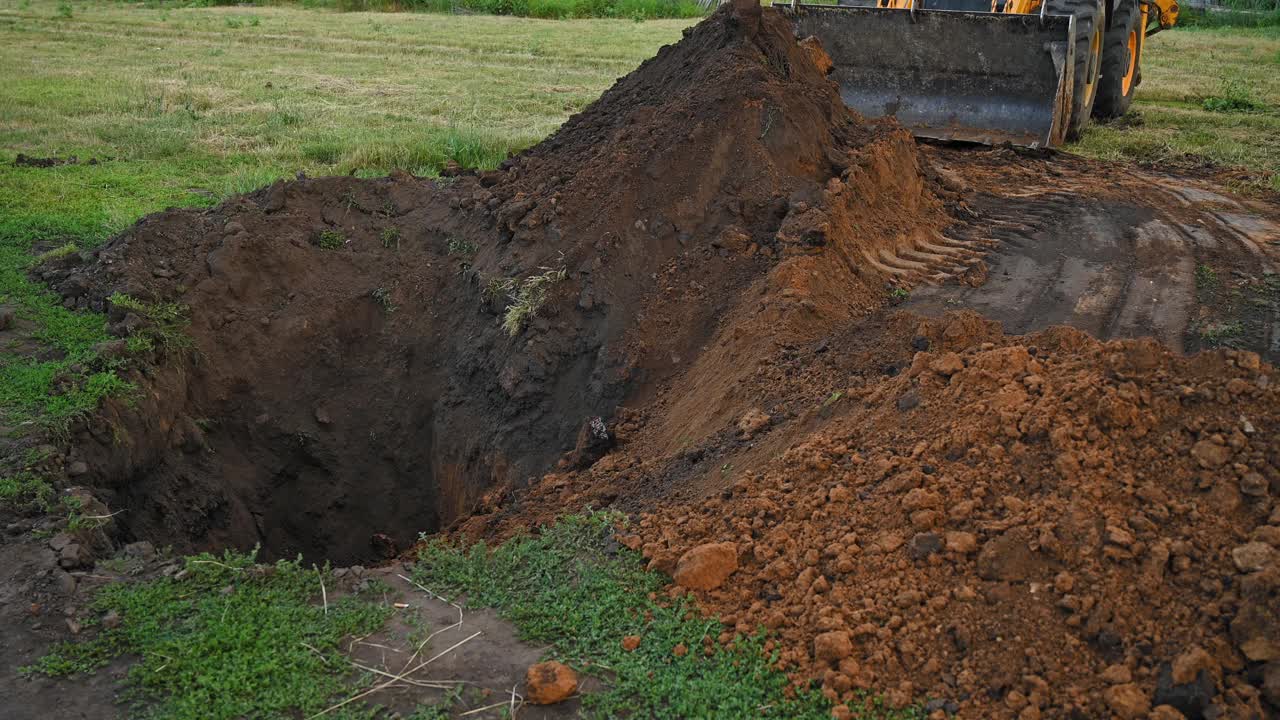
[501,265,566,335]
[29,515,921,719]
[317,0,706,19]
[316,229,347,250]
[0,470,55,507]
[0,233,131,436]
[1072,24,1280,191]
[28,549,394,720]
[108,292,193,355]
[134,0,704,19]
[414,513,921,719]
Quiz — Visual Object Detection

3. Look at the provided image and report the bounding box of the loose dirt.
[6,0,1280,717]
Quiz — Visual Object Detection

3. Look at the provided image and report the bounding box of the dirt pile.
[35,1,956,563]
[474,311,1280,718]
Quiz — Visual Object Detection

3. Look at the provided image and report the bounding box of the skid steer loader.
[777,0,1180,147]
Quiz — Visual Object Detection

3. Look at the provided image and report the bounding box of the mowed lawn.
[0,0,691,242]
[1076,23,1280,191]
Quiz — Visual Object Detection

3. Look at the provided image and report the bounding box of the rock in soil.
[672,542,738,591]
[524,661,578,705]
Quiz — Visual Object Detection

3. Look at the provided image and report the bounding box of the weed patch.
[413,513,916,719]
[479,273,515,305]
[1197,319,1246,346]
[379,227,401,249]
[29,550,393,720]
[107,292,192,356]
[1202,77,1266,112]
[1195,263,1219,292]
[501,265,566,336]
[0,471,55,508]
[316,229,347,250]
[371,286,397,313]
[0,234,132,434]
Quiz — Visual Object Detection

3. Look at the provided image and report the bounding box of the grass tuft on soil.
[0,235,131,437]
[413,512,921,719]
[28,549,394,720]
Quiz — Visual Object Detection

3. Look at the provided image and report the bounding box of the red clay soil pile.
[476,311,1280,719]
[37,1,958,563]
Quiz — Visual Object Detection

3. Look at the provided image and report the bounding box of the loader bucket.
[777,3,1075,148]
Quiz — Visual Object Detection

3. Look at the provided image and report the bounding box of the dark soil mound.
[40,1,956,563]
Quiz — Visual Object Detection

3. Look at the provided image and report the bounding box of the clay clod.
[672,542,738,591]
[524,661,578,705]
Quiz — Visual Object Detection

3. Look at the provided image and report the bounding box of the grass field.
[1077,24,1280,191]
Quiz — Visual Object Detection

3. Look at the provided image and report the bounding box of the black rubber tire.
[1046,0,1105,141]
[1093,0,1142,119]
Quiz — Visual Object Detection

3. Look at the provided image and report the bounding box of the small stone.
[621,635,640,652]
[1105,525,1135,547]
[524,661,578,705]
[894,589,924,608]
[1190,440,1232,469]
[1240,472,1268,497]
[1260,661,1280,707]
[814,631,853,663]
[944,531,978,554]
[1252,525,1280,547]
[66,461,88,477]
[1104,683,1151,719]
[908,532,943,559]
[877,533,905,553]
[1053,571,1075,593]
[65,618,82,635]
[124,541,156,559]
[1149,706,1187,720]
[1171,645,1217,686]
[737,409,771,439]
[58,543,86,569]
[101,610,121,629]
[896,390,920,411]
[52,570,76,596]
[1154,660,1216,718]
[672,542,737,591]
[48,533,73,552]
[1101,664,1132,684]
[1231,542,1275,573]
[931,352,964,377]
[1231,599,1279,660]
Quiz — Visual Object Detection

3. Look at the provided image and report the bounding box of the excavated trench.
[40,1,1280,568]
[47,0,935,564]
